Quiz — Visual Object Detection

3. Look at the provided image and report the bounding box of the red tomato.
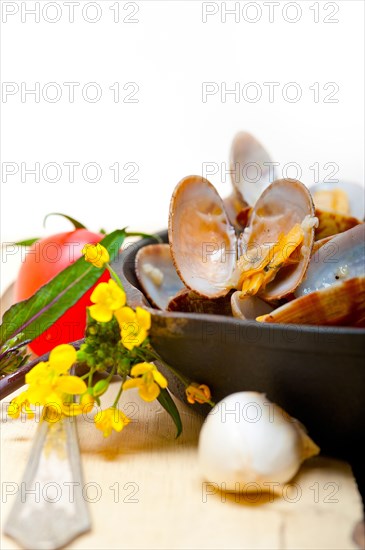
[14,228,110,356]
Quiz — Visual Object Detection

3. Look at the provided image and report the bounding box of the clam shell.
[315,208,362,240]
[310,181,365,220]
[230,132,274,206]
[239,178,316,301]
[295,223,365,297]
[311,235,334,256]
[223,192,247,231]
[135,244,184,310]
[168,175,237,298]
[231,291,273,321]
[258,277,365,327]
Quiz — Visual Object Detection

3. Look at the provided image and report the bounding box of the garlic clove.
[198,392,319,492]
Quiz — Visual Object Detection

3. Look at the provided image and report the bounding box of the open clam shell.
[315,208,362,240]
[169,177,317,301]
[238,178,316,301]
[168,175,237,299]
[295,223,365,298]
[258,277,365,327]
[231,292,273,321]
[310,181,365,221]
[135,244,184,310]
[230,132,274,206]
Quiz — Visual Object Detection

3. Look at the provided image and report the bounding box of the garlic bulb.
[198,392,319,491]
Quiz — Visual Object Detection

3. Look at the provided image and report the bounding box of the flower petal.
[94,408,129,437]
[89,303,113,323]
[122,378,141,391]
[136,307,151,330]
[49,344,77,374]
[139,381,160,402]
[62,403,84,416]
[114,306,135,325]
[83,243,110,268]
[130,362,152,377]
[25,361,49,384]
[56,376,87,395]
[111,409,130,431]
[90,282,109,304]
[152,369,168,389]
[26,385,51,405]
[108,279,126,308]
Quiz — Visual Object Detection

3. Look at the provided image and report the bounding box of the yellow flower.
[115,307,151,350]
[123,362,167,402]
[62,392,95,417]
[89,279,126,322]
[94,407,130,437]
[82,243,110,268]
[8,392,34,419]
[185,384,211,405]
[24,344,87,417]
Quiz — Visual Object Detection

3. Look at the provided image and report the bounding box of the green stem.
[143,347,190,388]
[106,365,117,383]
[112,375,126,408]
[106,263,125,291]
[88,367,95,388]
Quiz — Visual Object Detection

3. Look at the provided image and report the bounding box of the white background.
[0,0,364,291]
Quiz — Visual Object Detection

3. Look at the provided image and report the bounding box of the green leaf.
[43,212,87,230]
[0,229,127,347]
[157,388,182,438]
[13,238,40,246]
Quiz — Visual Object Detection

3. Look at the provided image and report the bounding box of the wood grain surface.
[1,382,363,550]
[0,259,363,550]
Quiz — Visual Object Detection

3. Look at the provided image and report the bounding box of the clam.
[135,244,184,310]
[295,223,365,297]
[310,181,364,239]
[168,175,236,299]
[231,292,273,321]
[230,131,275,207]
[310,181,365,221]
[258,224,365,327]
[224,132,274,229]
[315,208,361,240]
[169,176,317,302]
[257,277,365,327]
[233,178,317,301]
